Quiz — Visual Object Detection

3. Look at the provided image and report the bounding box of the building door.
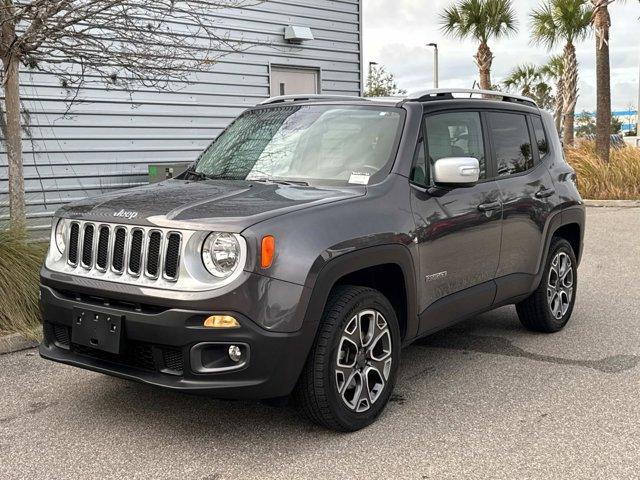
[270,67,319,96]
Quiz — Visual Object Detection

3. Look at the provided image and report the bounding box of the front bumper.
[39,284,314,399]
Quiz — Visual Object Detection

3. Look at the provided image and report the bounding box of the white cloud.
[363,0,640,110]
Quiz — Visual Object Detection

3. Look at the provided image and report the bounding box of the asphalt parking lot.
[1,206,639,480]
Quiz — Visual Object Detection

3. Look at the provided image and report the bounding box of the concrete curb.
[0,333,38,355]
[584,200,640,208]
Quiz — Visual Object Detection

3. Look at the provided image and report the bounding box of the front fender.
[300,244,419,345]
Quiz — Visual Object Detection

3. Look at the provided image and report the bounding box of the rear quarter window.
[487,112,534,177]
[531,116,550,157]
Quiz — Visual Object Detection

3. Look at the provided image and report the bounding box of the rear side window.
[487,112,534,176]
[425,112,486,179]
[531,116,549,157]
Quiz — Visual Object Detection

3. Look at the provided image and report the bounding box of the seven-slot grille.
[66,222,181,281]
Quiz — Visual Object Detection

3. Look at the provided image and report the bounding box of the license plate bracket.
[71,308,124,354]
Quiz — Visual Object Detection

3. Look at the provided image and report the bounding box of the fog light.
[228,345,242,362]
[203,315,240,329]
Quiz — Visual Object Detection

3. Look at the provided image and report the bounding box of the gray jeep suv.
[40,89,585,431]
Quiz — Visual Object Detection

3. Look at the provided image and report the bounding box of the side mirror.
[432,157,480,186]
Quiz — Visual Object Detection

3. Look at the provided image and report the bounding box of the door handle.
[535,187,556,199]
[477,201,502,212]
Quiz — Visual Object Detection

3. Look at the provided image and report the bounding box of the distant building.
[579,109,638,134]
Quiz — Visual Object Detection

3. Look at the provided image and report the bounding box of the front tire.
[516,237,578,333]
[294,285,401,432]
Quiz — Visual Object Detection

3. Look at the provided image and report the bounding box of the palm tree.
[503,64,544,97]
[590,0,628,162]
[503,64,555,110]
[541,55,565,133]
[530,0,592,146]
[440,0,518,90]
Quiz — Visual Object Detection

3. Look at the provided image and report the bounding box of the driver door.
[410,110,502,335]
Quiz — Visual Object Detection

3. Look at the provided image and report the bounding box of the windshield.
[194,105,403,185]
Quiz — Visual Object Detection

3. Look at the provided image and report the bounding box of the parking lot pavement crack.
[422,333,640,373]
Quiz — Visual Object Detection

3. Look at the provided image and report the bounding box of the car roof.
[258,89,539,111]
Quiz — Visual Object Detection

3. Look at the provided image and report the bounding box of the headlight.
[202,232,241,278]
[54,219,67,254]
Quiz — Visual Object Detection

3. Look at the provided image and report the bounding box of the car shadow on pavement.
[415,310,640,374]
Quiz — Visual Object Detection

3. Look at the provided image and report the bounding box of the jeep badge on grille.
[113,209,139,220]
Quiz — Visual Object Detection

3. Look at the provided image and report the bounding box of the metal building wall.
[0,0,363,234]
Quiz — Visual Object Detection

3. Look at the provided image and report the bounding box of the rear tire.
[294,285,400,432]
[516,237,577,333]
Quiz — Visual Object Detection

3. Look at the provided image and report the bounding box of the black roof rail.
[261,94,365,105]
[404,88,538,108]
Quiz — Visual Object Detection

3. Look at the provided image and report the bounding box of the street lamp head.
[427,43,438,48]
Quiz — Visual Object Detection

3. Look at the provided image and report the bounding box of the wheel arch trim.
[301,244,419,344]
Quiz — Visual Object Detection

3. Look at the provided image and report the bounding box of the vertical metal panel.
[0,0,363,234]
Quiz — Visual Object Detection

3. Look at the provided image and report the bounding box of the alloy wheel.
[547,251,574,320]
[335,309,393,413]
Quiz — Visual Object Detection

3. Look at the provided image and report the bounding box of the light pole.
[427,43,439,89]
[368,61,378,77]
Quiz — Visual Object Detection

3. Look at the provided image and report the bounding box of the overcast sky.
[363,0,640,111]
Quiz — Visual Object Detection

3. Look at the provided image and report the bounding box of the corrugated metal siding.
[0,0,362,233]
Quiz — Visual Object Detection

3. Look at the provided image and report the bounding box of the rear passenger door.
[485,111,557,303]
[410,110,503,334]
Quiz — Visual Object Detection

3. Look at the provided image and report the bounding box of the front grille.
[69,339,184,376]
[81,224,94,267]
[112,227,127,273]
[45,323,71,348]
[128,229,144,275]
[68,223,80,265]
[162,348,184,373]
[53,324,71,346]
[96,226,110,270]
[164,233,181,279]
[146,231,162,278]
[66,222,181,282]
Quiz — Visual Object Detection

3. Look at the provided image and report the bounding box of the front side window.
[487,112,534,176]
[424,112,486,180]
[194,105,403,185]
[531,116,549,157]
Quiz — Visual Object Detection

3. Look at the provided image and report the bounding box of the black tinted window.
[531,116,549,157]
[488,112,534,176]
[425,112,486,179]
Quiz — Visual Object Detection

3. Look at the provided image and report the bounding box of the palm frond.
[530,3,560,48]
[530,0,593,46]
[440,0,518,43]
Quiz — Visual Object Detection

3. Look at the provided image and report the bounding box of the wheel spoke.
[342,315,360,345]
[363,365,385,405]
[342,370,364,410]
[335,363,354,394]
[358,310,377,348]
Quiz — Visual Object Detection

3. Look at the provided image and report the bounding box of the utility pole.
[427,43,439,89]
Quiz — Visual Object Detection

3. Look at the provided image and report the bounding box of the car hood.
[56,179,366,231]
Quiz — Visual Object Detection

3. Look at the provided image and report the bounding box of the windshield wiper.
[251,178,309,187]
[184,166,209,181]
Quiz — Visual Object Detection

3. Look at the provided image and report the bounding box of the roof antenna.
[470,80,478,98]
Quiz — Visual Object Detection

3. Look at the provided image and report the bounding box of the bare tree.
[0,0,262,229]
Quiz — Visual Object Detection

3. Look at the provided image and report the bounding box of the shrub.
[565,141,640,200]
[0,228,47,341]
